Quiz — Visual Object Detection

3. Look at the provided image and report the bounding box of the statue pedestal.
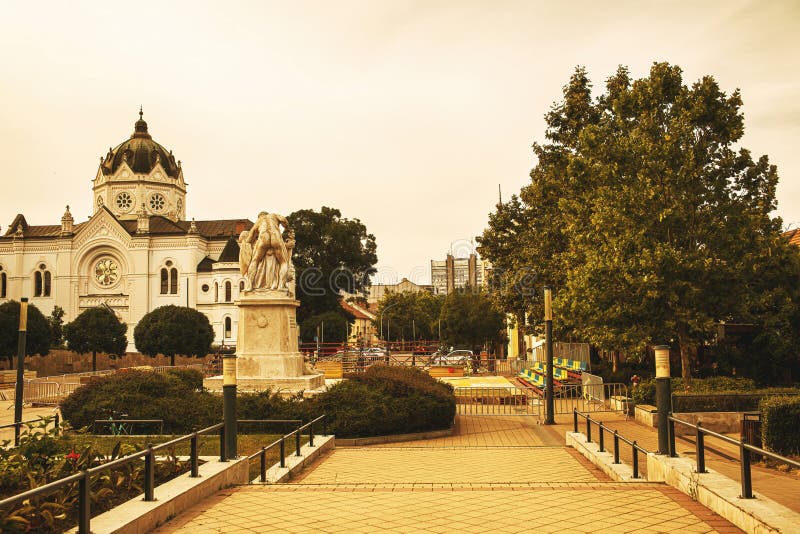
[203,290,324,393]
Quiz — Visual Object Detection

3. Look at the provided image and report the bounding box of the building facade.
[367,278,433,306]
[0,112,252,350]
[430,253,482,295]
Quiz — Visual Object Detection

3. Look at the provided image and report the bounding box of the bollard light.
[653,345,671,454]
[222,354,237,459]
[654,345,670,378]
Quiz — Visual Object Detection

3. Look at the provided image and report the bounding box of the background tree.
[439,290,505,352]
[373,291,444,342]
[299,310,352,344]
[48,305,66,348]
[0,300,51,369]
[481,62,800,383]
[288,206,378,325]
[134,305,214,366]
[63,306,127,372]
[479,68,599,351]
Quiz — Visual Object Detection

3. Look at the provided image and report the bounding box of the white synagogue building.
[0,111,253,350]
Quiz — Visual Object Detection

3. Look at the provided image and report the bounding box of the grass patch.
[61,433,309,458]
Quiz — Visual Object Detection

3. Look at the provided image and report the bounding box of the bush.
[60,370,220,434]
[760,396,800,455]
[631,376,758,405]
[313,366,455,438]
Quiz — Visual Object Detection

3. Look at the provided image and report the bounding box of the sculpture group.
[239,211,295,292]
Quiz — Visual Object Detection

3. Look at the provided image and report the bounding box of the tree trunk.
[171,354,176,367]
[516,313,525,360]
[677,330,693,388]
[611,351,619,373]
[92,350,97,372]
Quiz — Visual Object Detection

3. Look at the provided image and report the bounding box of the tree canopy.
[299,310,352,344]
[134,305,214,366]
[479,62,800,383]
[439,290,505,352]
[373,291,444,342]
[0,300,51,368]
[64,306,128,371]
[287,207,378,324]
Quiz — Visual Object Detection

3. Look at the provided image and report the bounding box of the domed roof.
[100,109,181,178]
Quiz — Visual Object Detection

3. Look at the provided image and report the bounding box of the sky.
[1,0,798,285]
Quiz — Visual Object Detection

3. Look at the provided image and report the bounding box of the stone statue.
[239,212,293,291]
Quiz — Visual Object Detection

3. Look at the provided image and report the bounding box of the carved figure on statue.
[239,211,293,292]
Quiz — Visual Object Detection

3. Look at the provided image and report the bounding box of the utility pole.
[13,298,28,446]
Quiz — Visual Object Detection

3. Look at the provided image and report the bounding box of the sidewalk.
[154,415,742,533]
[0,400,60,444]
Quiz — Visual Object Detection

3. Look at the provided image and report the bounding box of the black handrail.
[0,421,224,534]
[246,415,327,483]
[573,409,648,479]
[1,414,60,442]
[668,414,800,499]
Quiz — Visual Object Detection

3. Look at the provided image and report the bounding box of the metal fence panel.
[454,386,540,416]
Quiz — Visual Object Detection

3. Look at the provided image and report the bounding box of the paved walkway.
[155,415,742,533]
[0,400,60,444]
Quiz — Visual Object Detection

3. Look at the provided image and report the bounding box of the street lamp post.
[14,298,28,446]
[654,345,671,454]
[379,302,400,356]
[544,287,555,425]
[222,354,237,459]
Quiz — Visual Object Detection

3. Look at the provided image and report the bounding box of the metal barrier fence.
[668,414,800,499]
[5,364,204,405]
[553,383,629,414]
[454,387,539,416]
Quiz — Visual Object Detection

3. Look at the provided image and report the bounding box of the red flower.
[65,451,80,462]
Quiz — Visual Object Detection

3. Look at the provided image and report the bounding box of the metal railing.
[246,415,327,483]
[1,414,60,444]
[454,387,538,416]
[671,392,800,413]
[573,409,648,479]
[554,383,628,414]
[0,422,225,534]
[668,415,800,499]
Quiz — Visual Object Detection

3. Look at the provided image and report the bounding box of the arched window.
[225,281,232,302]
[224,316,232,339]
[0,266,6,298]
[239,280,245,292]
[214,282,219,302]
[160,269,169,294]
[170,268,178,295]
[34,264,51,297]
[160,261,179,295]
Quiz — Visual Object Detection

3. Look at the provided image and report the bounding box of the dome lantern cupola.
[92,109,187,222]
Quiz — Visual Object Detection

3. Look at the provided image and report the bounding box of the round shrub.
[60,369,220,434]
[313,365,456,438]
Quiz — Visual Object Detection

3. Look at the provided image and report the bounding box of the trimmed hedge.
[61,366,457,440]
[760,396,800,456]
[60,368,220,434]
[631,377,758,405]
[313,366,456,438]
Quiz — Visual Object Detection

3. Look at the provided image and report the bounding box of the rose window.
[94,258,120,287]
[116,192,133,211]
[149,193,165,212]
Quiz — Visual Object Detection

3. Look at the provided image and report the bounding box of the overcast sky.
[1,0,798,285]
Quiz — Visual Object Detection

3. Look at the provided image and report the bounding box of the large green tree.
[0,300,51,369]
[134,305,214,366]
[288,207,378,324]
[374,291,444,342]
[439,290,505,352]
[481,62,800,383]
[64,306,128,372]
